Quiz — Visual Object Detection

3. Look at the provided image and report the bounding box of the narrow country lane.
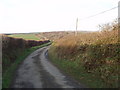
[12,46,85,88]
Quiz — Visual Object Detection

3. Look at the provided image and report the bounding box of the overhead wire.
[79,5,119,20]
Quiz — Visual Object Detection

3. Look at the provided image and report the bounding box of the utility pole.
[75,18,78,36]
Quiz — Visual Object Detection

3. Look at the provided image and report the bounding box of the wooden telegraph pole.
[75,18,78,36]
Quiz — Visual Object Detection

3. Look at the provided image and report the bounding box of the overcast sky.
[0,0,119,33]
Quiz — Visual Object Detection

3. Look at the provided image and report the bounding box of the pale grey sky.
[0,0,119,33]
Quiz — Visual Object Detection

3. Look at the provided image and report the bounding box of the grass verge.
[48,45,118,88]
[2,42,51,88]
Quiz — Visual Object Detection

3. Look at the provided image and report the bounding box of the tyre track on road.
[12,46,85,88]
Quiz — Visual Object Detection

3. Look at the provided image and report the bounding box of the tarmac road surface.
[12,46,85,88]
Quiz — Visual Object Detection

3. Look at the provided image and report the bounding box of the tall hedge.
[2,35,50,73]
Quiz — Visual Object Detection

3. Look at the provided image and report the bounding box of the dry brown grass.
[56,29,118,46]
[51,22,119,87]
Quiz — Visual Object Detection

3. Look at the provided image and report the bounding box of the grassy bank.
[2,42,51,88]
[48,27,119,88]
[48,43,119,88]
[48,45,105,88]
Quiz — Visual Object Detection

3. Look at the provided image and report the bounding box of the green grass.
[48,45,118,88]
[2,42,51,88]
[9,34,40,40]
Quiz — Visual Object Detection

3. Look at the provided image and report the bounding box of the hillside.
[36,31,92,41]
[36,31,74,41]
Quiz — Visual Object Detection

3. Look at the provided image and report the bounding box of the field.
[8,33,40,41]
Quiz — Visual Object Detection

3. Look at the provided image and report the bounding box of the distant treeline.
[2,35,50,73]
